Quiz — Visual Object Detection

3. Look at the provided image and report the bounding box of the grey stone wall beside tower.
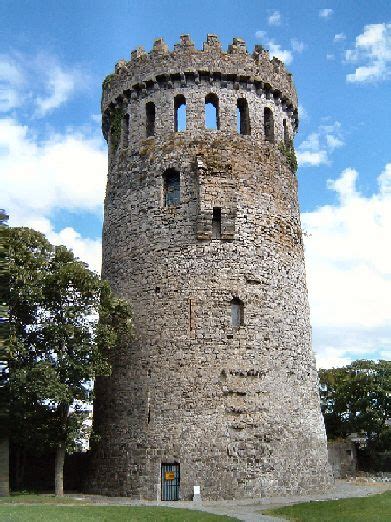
[89,34,332,500]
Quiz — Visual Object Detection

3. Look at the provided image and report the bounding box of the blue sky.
[1,0,390,368]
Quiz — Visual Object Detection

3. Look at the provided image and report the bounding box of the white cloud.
[314,331,389,369]
[0,117,107,272]
[91,114,102,124]
[254,31,305,65]
[334,33,346,43]
[291,38,305,54]
[0,52,87,116]
[315,346,352,370]
[0,118,107,219]
[297,122,344,166]
[0,56,24,111]
[267,10,281,27]
[0,118,106,272]
[268,42,293,65]
[319,8,333,19]
[297,150,328,166]
[326,133,344,151]
[28,217,102,273]
[298,104,308,121]
[255,30,266,40]
[35,66,77,116]
[326,53,335,61]
[345,23,391,82]
[302,164,391,367]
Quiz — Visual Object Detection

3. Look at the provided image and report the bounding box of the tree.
[0,211,9,496]
[9,227,132,495]
[319,360,391,450]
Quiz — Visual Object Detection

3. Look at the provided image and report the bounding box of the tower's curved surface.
[89,34,331,500]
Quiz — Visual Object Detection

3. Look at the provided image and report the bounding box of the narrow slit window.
[231,298,244,327]
[163,169,180,207]
[205,93,219,130]
[174,94,186,132]
[212,207,222,240]
[283,119,289,145]
[264,107,274,142]
[122,113,130,147]
[237,98,250,135]
[146,102,155,137]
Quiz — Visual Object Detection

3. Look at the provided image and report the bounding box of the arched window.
[122,113,130,147]
[264,107,274,142]
[205,93,219,130]
[237,98,250,135]
[163,169,180,207]
[231,298,244,327]
[283,119,289,145]
[174,94,186,132]
[146,102,155,137]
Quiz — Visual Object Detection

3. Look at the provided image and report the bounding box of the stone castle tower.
[89,34,331,500]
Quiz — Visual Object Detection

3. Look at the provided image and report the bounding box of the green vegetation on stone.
[109,107,124,151]
[102,73,115,90]
[264,491,391,521]
[279,139,298,173]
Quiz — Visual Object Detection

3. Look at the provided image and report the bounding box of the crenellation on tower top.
[203,34,222,52]
[227,37,247,54]
[131,46,147,61]
[152,37,169,54]
[115,59,127,74]
[174,34,195,51]
[102,35,298,113]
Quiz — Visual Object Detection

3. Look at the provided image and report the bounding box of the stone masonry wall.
[88,35,332,500]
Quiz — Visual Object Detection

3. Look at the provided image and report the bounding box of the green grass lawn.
[0,494,84,504]
[0,496,238,521]
[264,490,391,521]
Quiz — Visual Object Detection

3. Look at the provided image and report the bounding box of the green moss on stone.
[110,107,124,151]
[279,139,298,173]
[102,73,116,90]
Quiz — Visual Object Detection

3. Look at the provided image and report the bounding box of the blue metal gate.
[161,463,180,501]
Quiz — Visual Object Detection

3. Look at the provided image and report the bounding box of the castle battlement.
[102,34,298,118]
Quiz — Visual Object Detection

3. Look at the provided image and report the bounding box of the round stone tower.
[89,34,331,500]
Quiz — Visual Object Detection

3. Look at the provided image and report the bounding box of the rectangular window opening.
[212,207,222,240]
[237,98,250,135]
[146,102,155,137]
[122,113,130,148]
[264,107,274,143]
[163,169,180,207]
[231,298,244,327]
